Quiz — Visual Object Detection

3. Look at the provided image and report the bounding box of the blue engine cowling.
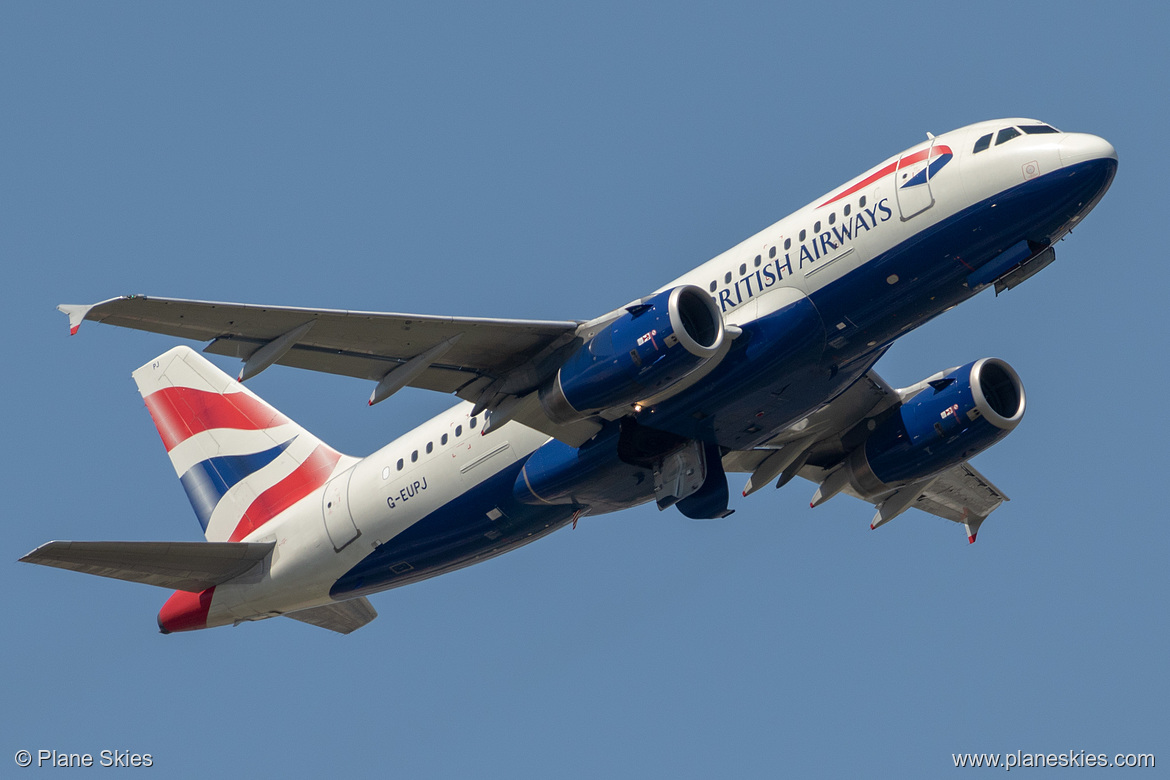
[512,424,658,512]
[845,358,1026,497]
[539,285,724,424]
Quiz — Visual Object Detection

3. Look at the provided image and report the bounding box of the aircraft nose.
[1059,133,1117,168]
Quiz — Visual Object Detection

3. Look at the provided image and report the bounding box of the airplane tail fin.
[132,346,352,542]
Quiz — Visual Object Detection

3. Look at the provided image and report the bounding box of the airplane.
[21,118,1117,635]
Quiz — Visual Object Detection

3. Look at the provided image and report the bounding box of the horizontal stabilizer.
[19,540,274,592]
[285,598,378,634]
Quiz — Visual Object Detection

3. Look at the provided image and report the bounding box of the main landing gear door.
[895,138,937,221]
[322,469,360,552]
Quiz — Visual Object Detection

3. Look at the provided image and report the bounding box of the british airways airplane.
[23,118,1116,634]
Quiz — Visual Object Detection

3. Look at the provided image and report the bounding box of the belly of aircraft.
[329,461,582,599]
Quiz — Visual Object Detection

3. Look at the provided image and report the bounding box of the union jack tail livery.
[133,346,354,543]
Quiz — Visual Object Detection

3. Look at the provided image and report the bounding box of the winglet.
[57,296,145,335]
[57,303,97,335]
[964,513,985,544]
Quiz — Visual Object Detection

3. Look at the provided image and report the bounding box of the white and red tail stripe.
[132,346,355,542]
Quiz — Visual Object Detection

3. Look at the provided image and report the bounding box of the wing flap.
[284,597,378,634]
[722,367,899,485]
[203,336,478,392]
[19,540,274,592]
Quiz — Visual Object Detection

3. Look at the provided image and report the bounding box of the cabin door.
[322,469,360,552]
[894,138,937,221]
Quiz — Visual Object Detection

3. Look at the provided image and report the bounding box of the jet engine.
[539,285,724,424]
[842,358,1026,498]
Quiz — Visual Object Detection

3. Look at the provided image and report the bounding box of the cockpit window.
[973,133,992,153]
[996,127,1021,145]
[1020,124,1059,134]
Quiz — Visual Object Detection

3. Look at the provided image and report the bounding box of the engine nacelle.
[846,358,1025,497]
[513,424,660,511]
[540,285,724,424]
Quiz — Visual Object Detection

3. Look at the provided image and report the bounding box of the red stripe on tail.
[143,386,290,451]
[228,444,342,541]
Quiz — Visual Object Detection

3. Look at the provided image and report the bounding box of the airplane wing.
[903,461,1007,538]
[60,295,580,394]
[59,295,604,445]
[723,366,1009,541]
[721,366,903,487]
[19,540,275,592]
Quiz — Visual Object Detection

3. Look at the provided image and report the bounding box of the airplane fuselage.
[187,118,1117,630]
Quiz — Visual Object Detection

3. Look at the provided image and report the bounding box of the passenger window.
[396,458,403,470]
[1020,124,1058,134]
[784,238,791,250]
[441,433,448,445]
[411,450,418,462]
[724,272,732,284]
[754,255,761,267]
[470,416,477,429]
[799,229,806,241]
[973,133,992,153]
[456,425,462,437]
[843,204,850,217]
[738,263,746,275]
[859,196,867,208]
[828,212,835,225]
[814,221,821,233]
[709,280,716,292]
[769,246,776,258]
[426,441,433,454]
[996,127,1021,145]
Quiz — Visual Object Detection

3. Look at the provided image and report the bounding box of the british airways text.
[716,198,893,312]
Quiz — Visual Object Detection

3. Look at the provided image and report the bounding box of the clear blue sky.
[3,3,1164,777]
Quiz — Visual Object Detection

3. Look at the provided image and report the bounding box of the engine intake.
[540,285,724,424]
